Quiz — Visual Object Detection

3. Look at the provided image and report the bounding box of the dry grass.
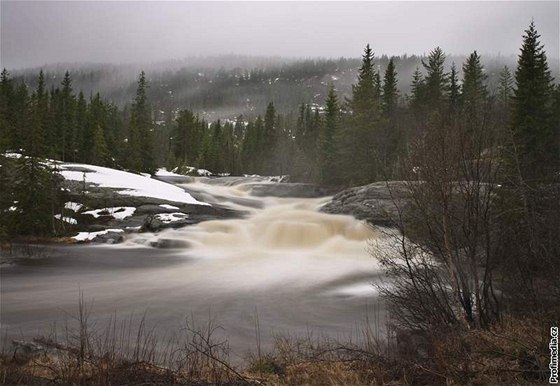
[1,295,556,385]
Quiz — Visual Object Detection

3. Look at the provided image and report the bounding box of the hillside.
[9,54,526,121]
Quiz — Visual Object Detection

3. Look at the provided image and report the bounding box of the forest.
[1,20,559,384]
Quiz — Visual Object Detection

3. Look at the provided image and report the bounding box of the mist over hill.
[10,53,532,121]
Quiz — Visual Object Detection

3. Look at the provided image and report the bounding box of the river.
[0,176,386,362]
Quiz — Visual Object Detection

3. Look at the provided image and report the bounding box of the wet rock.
[320,181,410,226]
[250,183,334,198]
[149,239,191,249]
[91,231,124,244]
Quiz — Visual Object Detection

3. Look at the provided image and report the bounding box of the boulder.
[320,181,410,226]
[249,183,335,198]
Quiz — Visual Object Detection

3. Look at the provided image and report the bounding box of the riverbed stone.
[320,181,410,226]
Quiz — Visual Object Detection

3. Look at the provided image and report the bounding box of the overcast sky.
[1,1,559,70]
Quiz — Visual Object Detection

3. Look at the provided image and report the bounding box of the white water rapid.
[1,176,386,360]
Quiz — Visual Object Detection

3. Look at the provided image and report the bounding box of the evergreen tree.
[497,65,514,110]
[410,67,425,114]
[448,62,460,115]
[60,71,76,161]
[461,51,488,131]
[262,102,277,174]
[511,21,557,183]
[382,58,398,118]
[128,71,156,173]
[320,85,339,184]
[422,47,448,110]
[0,69,14,151]
[29,70,48,157]
[341,44,383,184]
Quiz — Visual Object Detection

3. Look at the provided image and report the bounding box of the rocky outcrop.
[320,181,410,227]
[249,183,337,198]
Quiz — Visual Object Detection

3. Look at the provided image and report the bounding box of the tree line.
[0,22,558,236]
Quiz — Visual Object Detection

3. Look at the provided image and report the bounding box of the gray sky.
[1,1,559,70]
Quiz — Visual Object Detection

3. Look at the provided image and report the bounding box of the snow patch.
[73,229,124,242]
[83,207,136,220]
[54,214,77,224]
[155,168,183,177]
[64,202,83,212]
[155,212,189,223]
[59,163,209,206]
[159,204,180,210]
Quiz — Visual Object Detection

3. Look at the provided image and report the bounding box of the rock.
[91,231,124,244]
[12,340,44,359]
[149,239,191,249]
[320,181,410,226]
[249,183,335,198]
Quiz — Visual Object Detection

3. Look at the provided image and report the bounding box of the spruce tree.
[461,51,488,131]
[511,21,557,183]
[128,71,156,173]
[382,58,398,118]
[342,44,383,184]
[448,63,460,116]
[320,85,339,184]
[60,71,76,161]
[422,47,448,110]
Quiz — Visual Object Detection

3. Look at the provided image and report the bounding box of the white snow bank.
[83,207,136,220]
[155,168,184,177]
[73,229,124,242]
[160,204,180,210]
[155,212,189,223]
[59,163,209,206]
[54,214,77,224]
[64,202,83,211]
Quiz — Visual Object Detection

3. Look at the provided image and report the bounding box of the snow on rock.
[54,214,77,224]
[64,202,83,211]
[159,204,180,210]
[83,206,136,220]
[3,152,22,159]
[73,229,124,242]
[155,168,184,177]
[59,163,209,206]
[154,212,189,224]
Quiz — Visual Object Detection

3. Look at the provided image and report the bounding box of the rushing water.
[0,177,386,360]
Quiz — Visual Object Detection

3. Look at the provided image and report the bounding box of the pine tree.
[75,91,88,162]
[461,51,488,131]
[382,58,398,118]
[410,67,425,114]
[341,44,383,184]
[448,62,460,115]
[128,71,156,173]
[497,66,514,110]
[262,102,277,174]
[511,21,557,183]
[0,69,14,152]
[60,71,76,161]
[29,70,48,157]
[422,47,448,110]
[320,85,339,184]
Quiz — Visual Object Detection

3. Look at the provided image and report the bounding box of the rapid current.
[0,176,386,360]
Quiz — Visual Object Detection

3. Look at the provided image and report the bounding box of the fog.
[1,1,559,70]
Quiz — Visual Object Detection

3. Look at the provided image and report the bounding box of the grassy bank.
[1,300,555,385]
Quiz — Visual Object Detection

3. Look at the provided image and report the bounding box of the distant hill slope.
[11,53,533,121]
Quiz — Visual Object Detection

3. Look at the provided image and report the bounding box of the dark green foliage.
[510,21,557,183]
[128,71,156,174]
[422,47,449,110]
[382,58,398,118]
[319,85,339,185]
[339,44,383,184]
[461,51,488,130]
[0,155,64,236]
[448,63,460,115]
